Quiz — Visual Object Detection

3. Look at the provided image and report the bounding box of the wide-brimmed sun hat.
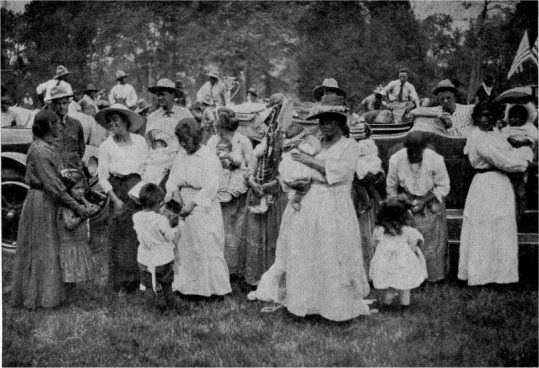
[247,88,258,97]
[306,95,349,121]
[115,70,128,80]
[432,79,458,95]
[135,98,151,114]
[312,78,347,101]
[148,78,182,96]
[84,83,99,93]
[207,70,220,79]
[95,103,144,132]
[46,85,73,102]
[54,65,71,79]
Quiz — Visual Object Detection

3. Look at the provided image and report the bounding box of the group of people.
[7,65,537,322]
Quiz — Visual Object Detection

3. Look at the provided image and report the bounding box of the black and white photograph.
[1,0,537,366]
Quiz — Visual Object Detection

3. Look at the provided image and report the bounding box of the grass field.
[2,226,538,367]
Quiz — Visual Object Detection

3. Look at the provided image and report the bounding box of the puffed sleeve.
[32,147,83,213]
[430,151,451,201]
[193,153,220,208]
[471,132,528,173]
[324,139,359,185]
[405,226,424,250]
[386,152,400,198]
[97,139,113,194]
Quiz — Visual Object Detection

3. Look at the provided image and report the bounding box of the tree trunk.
[467,0,489,102]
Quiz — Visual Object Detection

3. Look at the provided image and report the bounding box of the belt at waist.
[475,167,502,174]
[110,172,141,181]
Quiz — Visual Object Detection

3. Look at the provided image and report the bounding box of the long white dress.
[458,128,528,285]
[248,137,373,321]
[165,146,232,296]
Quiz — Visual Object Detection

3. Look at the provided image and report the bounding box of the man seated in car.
[410,79,474,137]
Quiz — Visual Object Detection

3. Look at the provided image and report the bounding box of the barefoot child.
[370,197,428,307]
[58,169,101,288]
[133,183,182,313]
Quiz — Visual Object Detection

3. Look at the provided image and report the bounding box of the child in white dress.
[278,123,322,211]
[133,183,182,313]
[370,197,428,307]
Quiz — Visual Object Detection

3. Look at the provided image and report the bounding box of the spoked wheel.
[2,180,28,294]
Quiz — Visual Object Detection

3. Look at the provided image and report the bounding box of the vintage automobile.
[2,108,109,293]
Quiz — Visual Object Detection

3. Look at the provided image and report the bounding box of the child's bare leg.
[383,288,395,305]
[399,289,410,306]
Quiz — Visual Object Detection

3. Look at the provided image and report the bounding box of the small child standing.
[132,183,181,313]
[58,169,100,288]
[215,136,247,202]
[370,198,428,307]
[278,123,322,211]
[502,104,537,218]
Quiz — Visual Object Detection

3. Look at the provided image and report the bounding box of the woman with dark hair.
[11,110,91,309]
[386,130,451,282]
[248,95,373,321]
[458,101,529,286]
[166,117,231,298]
[96,104,148,295]
[206,107,255,279]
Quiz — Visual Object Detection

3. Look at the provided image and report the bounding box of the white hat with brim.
[95,103,144,133]
[148,78,182,96]
[54,65,71,79]
[46,85,73,102]
[207,70,220,79]
[312,78,347,101]
[116,70,128,80]
[432,79,458,95]
[306,95,349,121]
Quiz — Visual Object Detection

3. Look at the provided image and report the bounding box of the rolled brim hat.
[306,95,349,121]
[312,78,347,101]
[432,79,458,95]
[148,78,182,97]
[95,103,144,133]
[54,65,71,79]
[85,83,99,93]
[46,85,73,102]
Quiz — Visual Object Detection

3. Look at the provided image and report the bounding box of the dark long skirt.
[222,193,248,276]
[243,190,288,286]
[10,189,65,309]
[108,174,141,292]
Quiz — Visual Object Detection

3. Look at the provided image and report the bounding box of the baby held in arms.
[278,123,322,211]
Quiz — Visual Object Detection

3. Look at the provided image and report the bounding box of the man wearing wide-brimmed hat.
[47,85,86,171]
[147,78,193,150]
[309,78,347,115]
[36,65,73,105]
[1,95,24,127]
[410,79,474,137]
[359,85,389,113]
[108,70,138,109]
[80,83,100,117]
[196,69,226,107]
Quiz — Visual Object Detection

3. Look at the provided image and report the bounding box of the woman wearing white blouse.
[96,104,148,295]
[386,131,451,282]
[165,117,231,298]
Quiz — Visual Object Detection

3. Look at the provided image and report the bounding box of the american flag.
[507,31,533,79]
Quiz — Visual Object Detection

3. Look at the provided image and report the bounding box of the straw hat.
[312,78,347,101]
[432,79,458,95]
[54,65,71,79]
[46,85,73,102]
[95,103,144,132]
[306,95,349,121]
[135,98,151,114]
[115,70,128,81]
[148,78,182,96]
[207,70,220,79]
[84,83,99,93]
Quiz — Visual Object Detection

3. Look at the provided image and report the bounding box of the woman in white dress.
[165,117,231,297]
[458,101,530,286]
[248,95,373,322]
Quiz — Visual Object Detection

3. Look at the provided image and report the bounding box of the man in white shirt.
[109,70,138,109]
[196,70,226,107]
[147,78,194,151]
[410,79,474,137]
[381,68,420,108]
[36,65,73,105]
[1,96,23,127]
